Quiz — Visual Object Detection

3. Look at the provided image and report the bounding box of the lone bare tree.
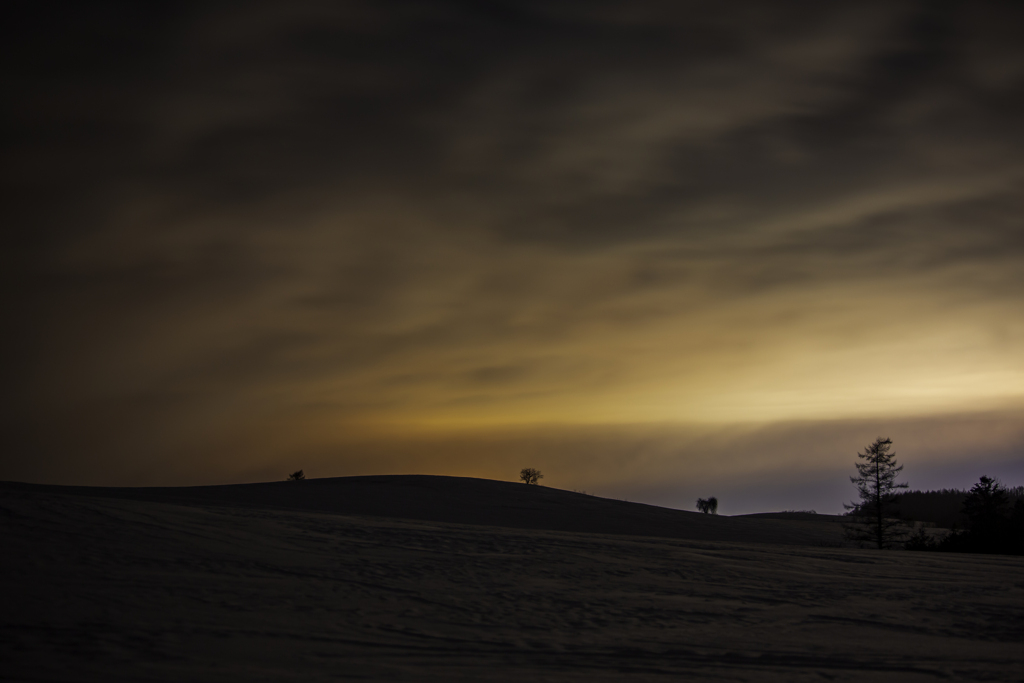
[520,468,543,485]
[287,470,305,481]
[844,437,908,549]
[696,497,718,514]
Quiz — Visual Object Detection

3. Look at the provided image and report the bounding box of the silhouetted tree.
[520,468,543,485]
[950,476,1022,554]
[962,476,1009,530]
[696,497,718,514]
[844,437,909,549]
[287,470,305,481]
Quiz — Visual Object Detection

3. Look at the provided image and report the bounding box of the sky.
[4,1,1024,513]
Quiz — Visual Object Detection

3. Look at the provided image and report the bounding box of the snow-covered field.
[2,478,1022,681]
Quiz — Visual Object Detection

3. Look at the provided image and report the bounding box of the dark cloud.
[3,2,1023,492]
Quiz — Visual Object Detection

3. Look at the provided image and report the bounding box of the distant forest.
[893,486,1024,529]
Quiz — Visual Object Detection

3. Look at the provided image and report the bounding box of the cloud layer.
[4,1,1023,500]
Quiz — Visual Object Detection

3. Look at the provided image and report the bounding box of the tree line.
[904,476,1024,555]
[892,485,1023,529]
[844,437,1023,555]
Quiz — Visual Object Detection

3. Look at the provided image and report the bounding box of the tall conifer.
[844,437,909,549]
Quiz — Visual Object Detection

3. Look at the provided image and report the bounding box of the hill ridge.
[0,474,844,547]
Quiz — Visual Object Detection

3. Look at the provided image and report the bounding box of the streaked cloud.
[3,1,1022,501]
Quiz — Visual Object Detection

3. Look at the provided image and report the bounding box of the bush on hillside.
[696,497,718,514]
[520,468,543,485]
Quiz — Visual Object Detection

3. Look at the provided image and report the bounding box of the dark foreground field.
[2,477,1022,682]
